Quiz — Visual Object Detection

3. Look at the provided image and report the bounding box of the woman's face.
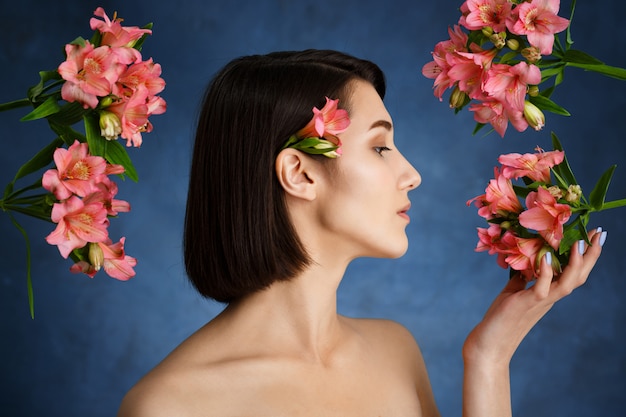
[314,79,421,261]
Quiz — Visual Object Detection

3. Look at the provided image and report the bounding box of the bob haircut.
[184,49,386,303]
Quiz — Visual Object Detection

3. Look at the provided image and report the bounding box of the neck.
[222,259,349,363]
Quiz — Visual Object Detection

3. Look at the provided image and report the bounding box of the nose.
[399,153,421,191]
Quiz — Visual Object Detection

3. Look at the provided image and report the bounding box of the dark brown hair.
[184,50,386,303]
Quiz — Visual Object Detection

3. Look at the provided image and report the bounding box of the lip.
[398,203,411,222]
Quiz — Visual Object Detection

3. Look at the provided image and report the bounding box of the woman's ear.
[275,148,317,201]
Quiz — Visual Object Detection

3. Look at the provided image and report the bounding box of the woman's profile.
[117,49,606,417]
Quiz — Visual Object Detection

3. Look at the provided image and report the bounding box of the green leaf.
[26,70,62,102]
[562,49,605,65]
[8,214,35,319]
[566,0,577,48]
[47,120,86,147]
[565,62,626,80]
[47,101,89,125]
[559,215,589,255]
[132,23,154,51]
[551,133,578,186]
[11,137,64,183]
[589,165,616,210]
[472,122,486,135]
[84,113,139,181]
[105,140,139,182]
[601,198,626,210]
[20,96,61,121]
[84,113,106,157]
[528,94,570,116]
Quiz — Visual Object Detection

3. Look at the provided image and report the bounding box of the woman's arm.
[462,228,606,417]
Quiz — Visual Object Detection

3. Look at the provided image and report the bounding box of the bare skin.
[118,80,604,417]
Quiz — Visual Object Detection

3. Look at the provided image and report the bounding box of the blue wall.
[1,0,624,415]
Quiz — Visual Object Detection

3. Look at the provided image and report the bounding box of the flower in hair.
[282,97,350,158]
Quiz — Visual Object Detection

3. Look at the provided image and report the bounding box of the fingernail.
[596,226,603,233]
[544,251,552,265]
[600,231,608,247]
[578,240,585,255]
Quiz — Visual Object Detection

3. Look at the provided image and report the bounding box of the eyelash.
[374,146,392,156]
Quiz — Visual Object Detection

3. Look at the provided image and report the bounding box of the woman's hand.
[461,227,607,417]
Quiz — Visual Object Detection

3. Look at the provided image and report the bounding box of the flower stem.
[0,98,31,112]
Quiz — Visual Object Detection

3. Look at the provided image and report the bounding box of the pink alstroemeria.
[45,196,110,258]
[42,140,107,200]
[498,148,565,182]
[506,0,570,55]
[106,85,152,147]
[459,0,513,33]
[70,238,137,280]
[297,97,350,144]
[468,167,523,218]
[58,42,132,109]
[484,62,541,112]
[449,48,498,100]
[519,186,572,249]
[422,25,470,100]
[476,224,511,268]
[503,235,545,280]
[90,7,152,48]
[115,58,166,98]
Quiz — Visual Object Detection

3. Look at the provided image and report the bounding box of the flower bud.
[547,186,563,199]
[521,46,542,63]
[527,85,539,97]
[523,101,545,131]
[99,96,114,108]
[506,38,520,51]
[481,27,494,37]
[489,32,507,49]
[536,247,562,276]
[565,184,582,203]
[99,111,122,141]
[88,243,104,272]
[449,86,468,109]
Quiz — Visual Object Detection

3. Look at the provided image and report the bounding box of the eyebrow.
[369,120,393,131]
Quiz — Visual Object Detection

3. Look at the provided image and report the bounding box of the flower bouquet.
[0,7,166,317]
[422,0,626,278]
[468,135,626,279]
[422,0,626,137]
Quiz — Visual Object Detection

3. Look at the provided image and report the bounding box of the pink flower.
[483,62,541,112]
[70,238,137,280]
[90,7,152,48]
[42,140,107,200]
[449,48,498,99]
[502,235,545,280]
[468,167,523,218]
[58,42,134,109]
[106,85,153,147]
[115,58,166,98]
[519,186,572,249]
[459,0,513,33]
[297,97,350,144]
[422,25,470,100]
[506,0,570,55]
[45,196,110,258]
[498,148,565,182]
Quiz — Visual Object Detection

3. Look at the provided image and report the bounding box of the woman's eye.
[374,146,392,156]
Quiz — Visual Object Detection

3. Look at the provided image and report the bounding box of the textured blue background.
[1,0,625,416]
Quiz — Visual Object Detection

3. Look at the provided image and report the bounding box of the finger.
[553,227,606,296]
[532,252,553,300]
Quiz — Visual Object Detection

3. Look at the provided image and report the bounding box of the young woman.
[117,50,606,417]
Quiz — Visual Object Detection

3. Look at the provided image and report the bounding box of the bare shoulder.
[344,316,441,417]
[116,323,235,417]
[344,317,422,360]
